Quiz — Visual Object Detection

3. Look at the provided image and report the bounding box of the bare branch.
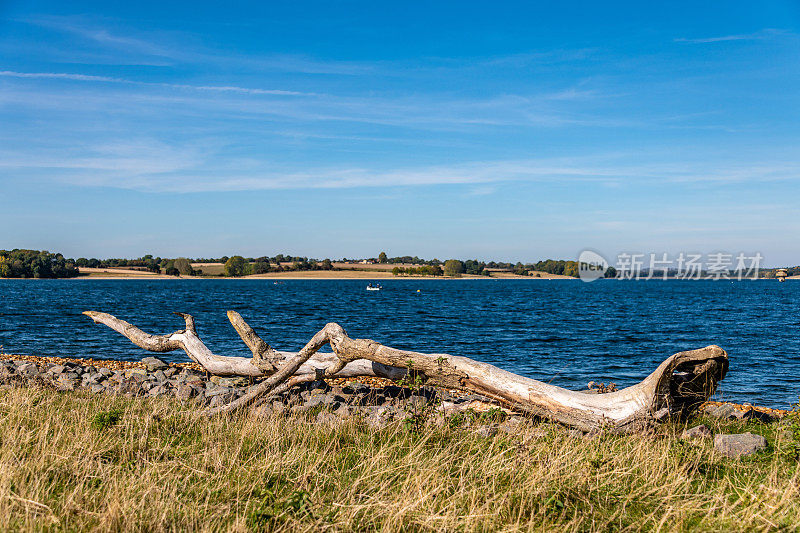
[84,311,728,431]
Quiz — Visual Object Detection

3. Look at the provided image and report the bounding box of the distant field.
[75,264,572,279]
[77,267,169,278]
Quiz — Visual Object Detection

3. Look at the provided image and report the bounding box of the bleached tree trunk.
[83,311,728,432]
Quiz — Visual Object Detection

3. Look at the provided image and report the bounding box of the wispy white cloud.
[20,15,374,75]
[0,70,308,96]
[675,28,788,43]
[3,144,797,193]
[0,70,125,83]
[0,74,612,131]
[22,15,185,59]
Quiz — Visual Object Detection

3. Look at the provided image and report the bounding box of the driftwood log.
[83,310,728,432]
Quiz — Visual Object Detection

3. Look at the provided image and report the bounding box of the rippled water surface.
[1,279,798,407]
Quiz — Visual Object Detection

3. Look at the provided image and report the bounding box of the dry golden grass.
[0,385,798,532]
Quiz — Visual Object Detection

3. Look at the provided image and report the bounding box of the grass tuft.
[91,408,125,431]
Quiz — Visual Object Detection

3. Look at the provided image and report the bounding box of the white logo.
[578,250,609,283]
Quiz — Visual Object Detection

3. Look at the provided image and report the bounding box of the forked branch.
[83,311,728,431]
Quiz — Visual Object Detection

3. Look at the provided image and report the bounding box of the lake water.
[1,279,798,408]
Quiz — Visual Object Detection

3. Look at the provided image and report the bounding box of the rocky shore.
[0,353,790,457]
[0,353,502,426]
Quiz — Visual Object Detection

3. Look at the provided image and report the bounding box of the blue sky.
[1,1,798,264]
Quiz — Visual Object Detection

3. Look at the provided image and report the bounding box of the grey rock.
[734,407,777,423]
[174,383,199,401]
[208,392,236,408]
[205,385,234,398]
[125,368,149,381]
[99,367,114,377]
[316,411,340,426]
[149,384,170,397]
[714,432,767,457]
[17,362,38,377]
[48,364,66,375]
[681,424,713,440]
[141,356,168,371]
[56,376,78,391]
[363,405,397,429]
[152,370,167,383]
[89,384,106,394]
[85,372,103,384]
[178,369,204,381]
[120,379,144,396]
[704,403,737,420]
[163,367,179,378]
[213,376,249,388]
[406,395,428,410]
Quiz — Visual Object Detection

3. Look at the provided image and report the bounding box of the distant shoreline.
[35,266,576,280]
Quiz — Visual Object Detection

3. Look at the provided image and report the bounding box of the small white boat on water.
[366,283,382,291]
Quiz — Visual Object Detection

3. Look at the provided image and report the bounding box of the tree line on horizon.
[18,249,792,279]
[0,249,79,279]
[0,249,587,279]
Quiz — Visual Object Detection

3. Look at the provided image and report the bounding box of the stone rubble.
[0,356,784,452]
[0,356,496,423]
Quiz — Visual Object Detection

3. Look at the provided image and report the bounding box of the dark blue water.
[1,279,798,408]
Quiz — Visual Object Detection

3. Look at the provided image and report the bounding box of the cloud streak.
[0,70,308,96]
[675,28,788,43]
[2,142,797,193]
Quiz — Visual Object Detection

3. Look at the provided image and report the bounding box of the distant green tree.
[224,256,247,277]
[0,249,78,278]
[443,259,464,277]
[173,258,194,276]
[321,258,333,270]
[604,266,618,278]
[563,261,579,278]
[165,267,180,276]
[378,251,388,263]
[464,259,486,275]
[251,261,271,275]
